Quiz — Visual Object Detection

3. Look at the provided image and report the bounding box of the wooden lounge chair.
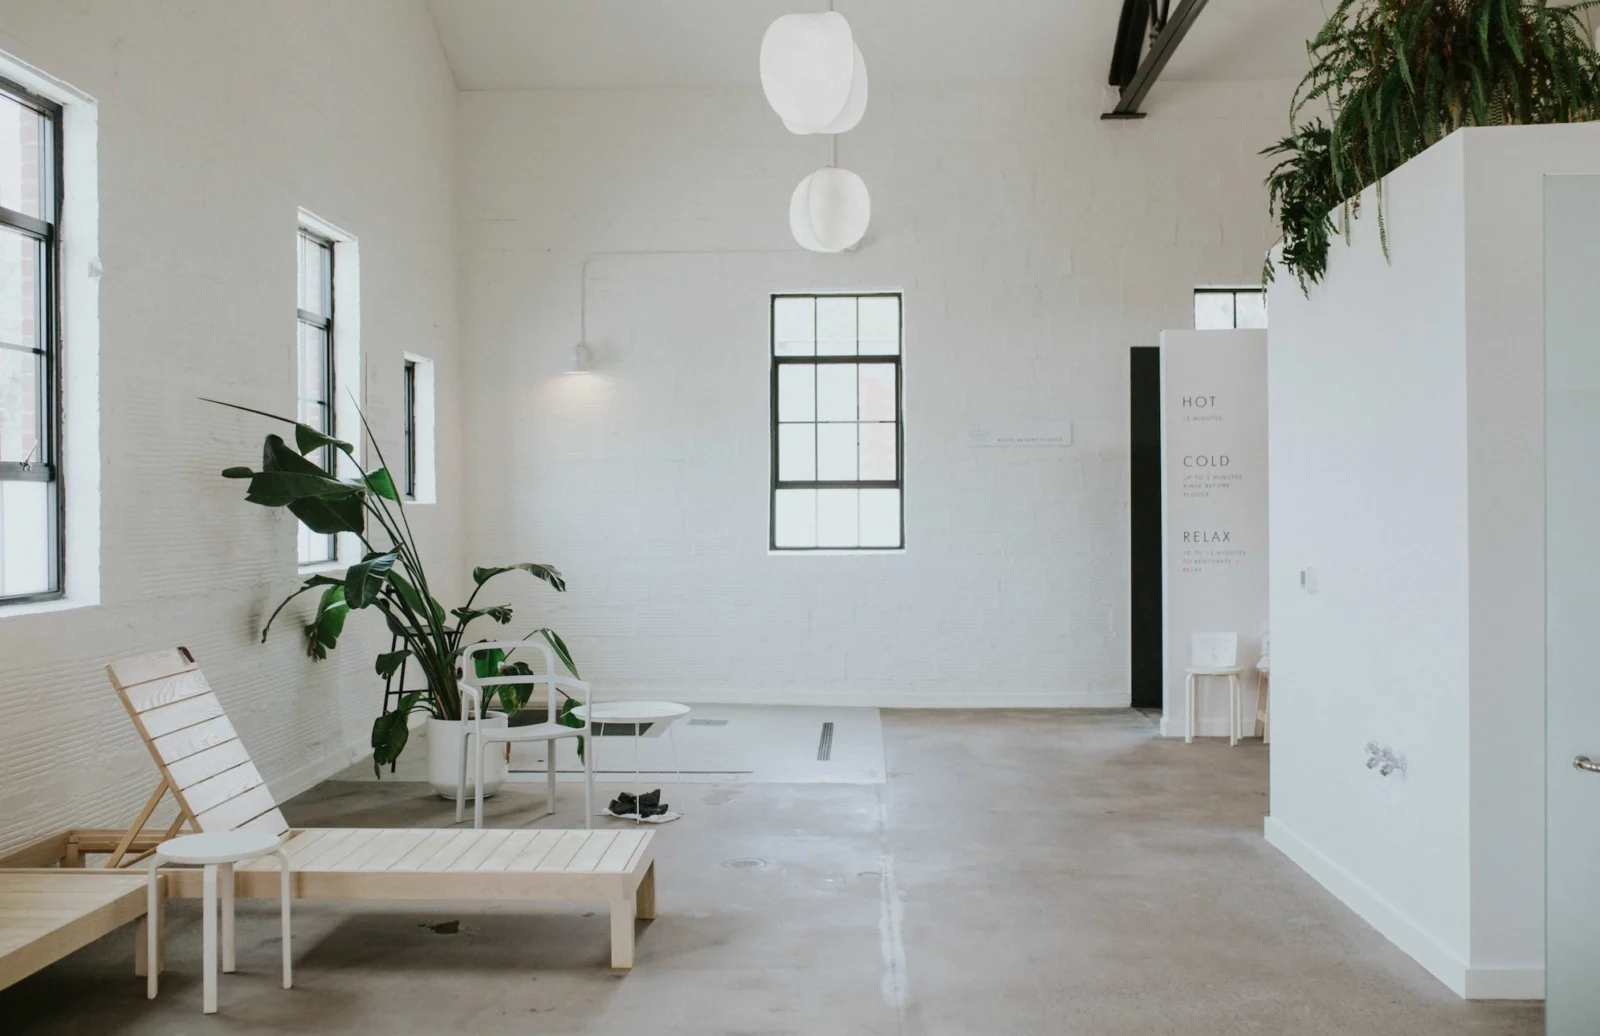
[104,647,656,969]
[0,869,162,991]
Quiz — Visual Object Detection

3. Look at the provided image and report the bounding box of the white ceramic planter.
[426,714,509,800]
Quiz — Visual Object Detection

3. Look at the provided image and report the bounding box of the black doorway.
[1130,346,1163,710]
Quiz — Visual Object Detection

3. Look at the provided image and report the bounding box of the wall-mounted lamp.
[566,343,593,375]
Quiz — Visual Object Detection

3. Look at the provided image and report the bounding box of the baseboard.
[600,688,1132,709]
[1263,816,1473,998]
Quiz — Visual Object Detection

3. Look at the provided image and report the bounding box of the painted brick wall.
[457,81,1290,707]
[0,1,462,853]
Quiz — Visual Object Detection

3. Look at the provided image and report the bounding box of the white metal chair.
[456,641,594,830]
[1184,632,1244,746]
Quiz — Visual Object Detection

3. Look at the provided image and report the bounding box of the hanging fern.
[1265,0,1600,292]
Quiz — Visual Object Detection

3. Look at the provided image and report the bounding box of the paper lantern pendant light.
[790,168,871,253]
[761,12,866,135]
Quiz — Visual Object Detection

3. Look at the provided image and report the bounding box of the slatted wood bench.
[100,647,658,970]
[0,870,161,990]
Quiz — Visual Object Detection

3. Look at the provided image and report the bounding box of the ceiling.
[423,0,1330,91]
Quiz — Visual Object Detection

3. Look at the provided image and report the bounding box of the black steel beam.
[1103,0,1210,120]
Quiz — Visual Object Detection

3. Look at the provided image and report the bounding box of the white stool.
[1184,631,1244,746]
[572,701,691,822]
[147,830,292,1014]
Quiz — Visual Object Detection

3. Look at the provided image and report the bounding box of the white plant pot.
[426,714,509,800]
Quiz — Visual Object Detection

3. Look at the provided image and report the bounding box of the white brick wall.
[458,81,1290,707]
[0,1,462,853]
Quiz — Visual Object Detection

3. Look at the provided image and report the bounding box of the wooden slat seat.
[104,649,657,970]
[0,871,156,990]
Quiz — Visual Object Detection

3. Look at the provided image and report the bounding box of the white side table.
[147,830,292,1014]
[572,701,691,822]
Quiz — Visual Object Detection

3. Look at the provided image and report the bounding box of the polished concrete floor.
[4,711,1542,1035]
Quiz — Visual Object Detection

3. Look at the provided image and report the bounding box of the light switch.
[1301,567,1319,594]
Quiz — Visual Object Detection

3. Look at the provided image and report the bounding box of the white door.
[1545,174,1600,1032]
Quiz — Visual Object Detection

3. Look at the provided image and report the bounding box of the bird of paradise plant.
[207,398,581,773]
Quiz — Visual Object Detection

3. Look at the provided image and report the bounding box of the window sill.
[0,594,96,619]
[299,561,349,577]
[768,549,907,557]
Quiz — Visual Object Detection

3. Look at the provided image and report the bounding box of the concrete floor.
[3,710,1542,1035]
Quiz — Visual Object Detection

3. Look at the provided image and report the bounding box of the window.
[1194,287,1267,330]
[403,359,417,499]
[296,229,336,565]
[771,293,904,551]
[401,353,435,505]
[0,76,61,603]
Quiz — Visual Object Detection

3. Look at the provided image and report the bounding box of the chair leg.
[220,863,235,973]
[202,864,218,1014]
[474,740,487,830]
[1263,676,1271,745]
[455,729,470,824]
[1229,675,1240,747]
[583,733,594,831]
[277,849,293,990]
[1184,674,1195,744]
[547,742,557,817]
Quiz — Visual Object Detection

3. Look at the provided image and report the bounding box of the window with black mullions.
[296,229,336,564]
[403,359,417,499]
[0,76,62,603]
[771,293,904,551]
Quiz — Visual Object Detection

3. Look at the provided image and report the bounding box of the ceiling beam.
[1102,0,1210,120]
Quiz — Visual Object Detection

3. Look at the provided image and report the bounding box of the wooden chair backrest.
[106,647,290,840]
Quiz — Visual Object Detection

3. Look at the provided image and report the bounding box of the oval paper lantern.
[790,168,871,253]
[781,46,868,135]
[761,12,859,135]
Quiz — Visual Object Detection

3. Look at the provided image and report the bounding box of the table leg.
[143,858,160,998]
[278,849,293,989]
[202,863,218,1014]
[221,862,235,973]
[610,896,636,969]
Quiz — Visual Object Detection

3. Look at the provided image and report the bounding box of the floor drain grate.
[688,718,729,726]
[723,858,768,870]
[817,721,834,761]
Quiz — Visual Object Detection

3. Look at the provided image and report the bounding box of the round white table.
[571,701,691,822]
[147,830,292,1014]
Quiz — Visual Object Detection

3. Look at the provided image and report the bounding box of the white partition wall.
[1265,124,1600,999]
[1158,330,1268,739]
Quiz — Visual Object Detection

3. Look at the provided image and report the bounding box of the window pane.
[816,365,857,422]
[300,235,330,318]
[773,489,817,548]
[1194,292,1235,330]
[778,423,816,481]
[858,364,896,422]
[817,489,859,548]
[0,94,44,220]
[817,296,857,356]
[0,226,40,352]
[777,364,815,422]
[0,345,40,465]
[0,478,51,595]
[860,489,901,548]
[299,322,330,410]
[860,423,897,481]
[298,522,334,566]
[1235,291,1267,329]
[858,296,899,354]
[773,297,815,356]
[817,423,857,481]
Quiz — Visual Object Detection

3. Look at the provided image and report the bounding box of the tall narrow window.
[296,229,335,565]
[402,359,417,499]
[0,76,61,603]
[771,293,904,551]
[1194,287,1267,330]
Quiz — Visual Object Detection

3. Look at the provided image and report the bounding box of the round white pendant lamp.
[790,167,871,252]
[761,12,864,135]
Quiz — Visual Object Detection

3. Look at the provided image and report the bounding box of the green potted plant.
[1265,0,1600,292]
[209,399,582,798]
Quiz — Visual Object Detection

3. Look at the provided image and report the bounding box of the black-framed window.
[296,229,335,565]
[402,358,417,500]
[0,76,62,604]
[1194,287,1267,330]
[770,293,904,551]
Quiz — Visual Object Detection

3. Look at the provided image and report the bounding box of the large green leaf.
[262,573,345,642]
[295,423,356,459]
[346,550,400,609]
[370,692,421,775]
[536,627,580,678]
[305,584,349,659]
[375,649,411,680]
[360,467,401,502]
[245,471,353,507]
[471,563,566,593]
[287,491,366,536]
[452,604,514,627]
